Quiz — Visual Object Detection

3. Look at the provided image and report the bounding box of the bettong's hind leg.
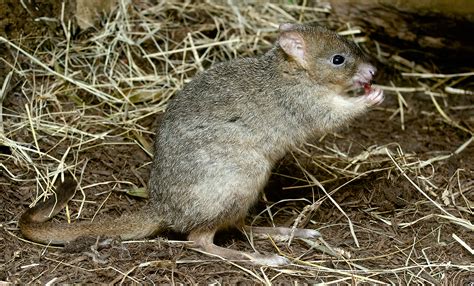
[188,228,289,266]
[242,226,320,241]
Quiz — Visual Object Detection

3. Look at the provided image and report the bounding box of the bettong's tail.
[19,174,161,245]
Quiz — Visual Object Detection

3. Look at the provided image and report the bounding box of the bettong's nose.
[359,63,377,82]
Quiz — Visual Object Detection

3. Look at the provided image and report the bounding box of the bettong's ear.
[278,23,307,67]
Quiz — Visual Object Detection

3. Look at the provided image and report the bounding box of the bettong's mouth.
[352,64,376,96]
[346,78,373,97]
[354,80,373,95]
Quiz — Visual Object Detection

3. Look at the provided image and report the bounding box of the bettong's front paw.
[364,86,384,106]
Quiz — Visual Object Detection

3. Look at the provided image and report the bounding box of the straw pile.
[1,1,472,284]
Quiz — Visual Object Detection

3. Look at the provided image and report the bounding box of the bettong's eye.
[331,54,345,66]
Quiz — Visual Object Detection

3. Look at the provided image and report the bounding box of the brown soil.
[1,1,473,284]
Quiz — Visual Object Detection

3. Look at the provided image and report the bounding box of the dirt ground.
[1,1,473,284]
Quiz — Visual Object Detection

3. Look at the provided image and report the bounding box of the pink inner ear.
[279,32,305,64]
[279,23,296,32]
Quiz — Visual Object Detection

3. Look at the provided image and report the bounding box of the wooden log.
[329,0,474,67]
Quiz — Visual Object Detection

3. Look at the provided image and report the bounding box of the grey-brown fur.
[20,23,383,265]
